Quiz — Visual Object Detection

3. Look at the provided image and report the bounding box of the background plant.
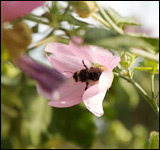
[1,1,159,149]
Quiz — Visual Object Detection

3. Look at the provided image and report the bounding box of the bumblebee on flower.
[38,37,120,117]
[72,60,107,91]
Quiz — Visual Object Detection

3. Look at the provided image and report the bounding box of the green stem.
[92,13,111,29]
[134,67,153,71]
[28,29,54,51]
[29,14,46,19]
[131,67,153,77]
[130,48,159,62]
[114,72,159,116]
[155,91,159,100]
[151,74,155,100]
[63,4,70,15]
[1,104,18,118]
[24,16,49,26]
[94,1,123,34]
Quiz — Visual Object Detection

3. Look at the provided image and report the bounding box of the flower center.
[93,63,107,71]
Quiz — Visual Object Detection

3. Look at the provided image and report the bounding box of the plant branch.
[155,91,159,100]
[92,13,111,29]
[24,16,49,26]
[134,67,153,71]
[130,48,159,62]
[94,1,123,34]
[114,72,159,116]
[151,74,155,100]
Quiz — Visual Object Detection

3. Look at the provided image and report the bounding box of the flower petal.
[107,56,121,70]
[45,42,74,56]
[83,84,107,117]
[70,40,98,62]
[70,38,113,64]
[46,54,92,77]
[97,55,121,70]
[99,70,113,92]
[37,83,52,100]
[1,1,45,22]
[90,46,113,58]
[48,79,86,107]
[15,55,65,97]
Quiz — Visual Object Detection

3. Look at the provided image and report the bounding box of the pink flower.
[38,38,120,117]
[1,1,45,22]
[14,55,65,98]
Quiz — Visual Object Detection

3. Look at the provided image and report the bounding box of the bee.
[73,60,106,90]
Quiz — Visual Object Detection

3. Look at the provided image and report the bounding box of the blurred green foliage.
[149,131,159,149]
[1,61,159,149]
[50,106,95,148]
[83,28,158,53]
[1,1,159,149]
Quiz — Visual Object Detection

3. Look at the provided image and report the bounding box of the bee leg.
[81,82,89,97]
[82,60,88,69]
[85,82,89,91]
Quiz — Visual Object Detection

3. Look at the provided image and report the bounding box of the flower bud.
[72,1,97,18]
[121,70,128,76]
[120,52,135,68]
[2,22,32,60]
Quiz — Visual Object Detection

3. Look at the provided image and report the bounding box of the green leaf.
[19,84,52,146]
[31,24,39,33]
[49,106,96,148]
[1,138,12,149]
[142,37,159,53]
[107,7,140,27]
[84,28,153,52]
[48,1,88,27]
[149,131,159,149]
[63,14,89,26]
[119,78,139,108]
[28,97,52,146]
[144,59,159,74]
[1,63,22,87]
[1,41,10,61]
[49,1,59,16]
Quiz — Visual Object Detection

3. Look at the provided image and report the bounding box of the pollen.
[93,63,107,71]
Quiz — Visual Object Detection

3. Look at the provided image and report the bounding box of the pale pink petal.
[1,1,45,22]
[97,55,121,70]
[48,98,83,108]
[70,37,114,64]
[90,46,113,58]
[45,42,74,56]
[99,70,113,92]
[83,84,107,117]
[70,40,96,62]
[106,56,121,70]
[46,54,92,77]
[82,84,99,100]
[48,79,86,107]
[39,37,120,116]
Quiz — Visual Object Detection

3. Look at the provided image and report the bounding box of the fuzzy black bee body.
[73,67,102,82]
[73,61,105,90]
